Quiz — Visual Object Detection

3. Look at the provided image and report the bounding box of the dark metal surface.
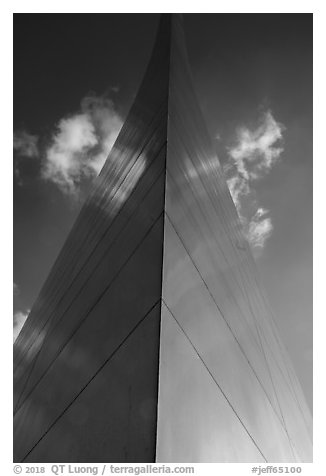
[14,15,170,463]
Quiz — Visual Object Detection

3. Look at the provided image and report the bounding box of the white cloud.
[13,310,29,343]
[13,131,39,158]
[224,109,285,253]
[226,175,250,214]
[42,94,123,195]
[42,114,97,193]
[227,110,284,181]
[246,208,273,250]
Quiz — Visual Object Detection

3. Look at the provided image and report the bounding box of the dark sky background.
[13,14,312,409]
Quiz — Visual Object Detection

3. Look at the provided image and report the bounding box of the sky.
[13,14,312,411]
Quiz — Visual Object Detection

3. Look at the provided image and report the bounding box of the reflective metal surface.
[156,15,312,463]
[14,14,312,463]
[14,15,171,462]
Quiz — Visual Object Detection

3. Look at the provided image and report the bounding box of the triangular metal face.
[13,15,171,463]
[14,14,312,463]
[156,15,312,463]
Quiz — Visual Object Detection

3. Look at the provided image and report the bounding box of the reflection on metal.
[14,14,312,463]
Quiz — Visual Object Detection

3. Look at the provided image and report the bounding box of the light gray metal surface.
[156,15,312,463]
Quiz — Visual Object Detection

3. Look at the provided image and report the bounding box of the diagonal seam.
[20,299,161,463]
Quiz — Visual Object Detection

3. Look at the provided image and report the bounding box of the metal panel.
[156,14,312,463]
[13,15,170,462]
[21,305,162,462]
[156,304,266,463]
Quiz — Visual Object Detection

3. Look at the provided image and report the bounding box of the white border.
[2,3,324,475]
